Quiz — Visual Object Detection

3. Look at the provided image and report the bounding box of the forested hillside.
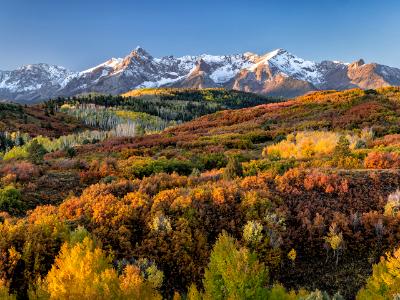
[1,87,400,299]
[56,88,277,123]
[0,102,87,137]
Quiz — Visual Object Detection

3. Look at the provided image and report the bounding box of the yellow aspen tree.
[357,247,400,299]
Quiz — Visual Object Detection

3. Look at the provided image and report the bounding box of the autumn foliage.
[1,88,400,298]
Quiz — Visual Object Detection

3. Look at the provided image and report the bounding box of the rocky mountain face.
[0,64,73,102]
[1,46,400,102]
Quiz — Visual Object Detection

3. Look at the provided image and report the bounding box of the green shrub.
[27,140,47,164]
[192,153,227,171]
[124,157,193,179]
[223,156,243,180]
[244,159,296,176]
[0,186,24,215]
[3,146,29,161]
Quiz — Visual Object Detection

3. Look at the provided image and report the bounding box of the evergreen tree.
[27,140,47,164]
[0,186,24,216]
[65,146,76,158]
[334,136,351,159]
[223,156,243,180]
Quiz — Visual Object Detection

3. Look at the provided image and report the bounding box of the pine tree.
[27,140,47,164]
[334,136,351,159]
[223,156,243,180]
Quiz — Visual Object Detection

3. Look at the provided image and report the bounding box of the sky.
[0,0,399,71]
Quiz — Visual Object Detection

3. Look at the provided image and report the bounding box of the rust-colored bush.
[1,161,39,182]
[364,152,400,169]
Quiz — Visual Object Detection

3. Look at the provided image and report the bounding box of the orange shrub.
[1,174,17,186]
[364,152,400,169]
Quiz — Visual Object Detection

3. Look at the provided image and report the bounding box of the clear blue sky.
[0,0,399,71]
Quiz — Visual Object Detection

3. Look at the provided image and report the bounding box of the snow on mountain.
[1,47,400,102]
[0,63,74,101]
[248,49,323,84]
[0,64,72,91]
[207,54,255,83]
[81,58,123,74]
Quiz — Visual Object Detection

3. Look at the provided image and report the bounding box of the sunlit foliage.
[202,231,269,299]
[263,131,341,159]
[2,87,400,299]
[357,247,400,300]
[43,237,162,300]
[384,190,400,217]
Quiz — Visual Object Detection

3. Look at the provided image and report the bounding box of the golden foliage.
[0,279,15,300]
[288,248,297,262]
[357,247,400,300]
[325,223,344,251]
[243,220,263,244]
[264,131,340,159]
[43,237,162,300]
[119,265,162,300]
[44,237,120,299]
[384,190,400,217]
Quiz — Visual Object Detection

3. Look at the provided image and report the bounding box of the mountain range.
[1,46,400,102]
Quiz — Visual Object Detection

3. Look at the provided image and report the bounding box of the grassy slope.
[18,87,400,227]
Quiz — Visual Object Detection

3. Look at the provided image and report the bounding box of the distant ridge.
[1,47,400,102]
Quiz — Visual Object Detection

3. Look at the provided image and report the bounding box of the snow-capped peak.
[106,58,124,68]
[2,47,400,102]
[81,58,123,74]
[0,63,74,94]
[130,46,152,59]
[243,52,259,61]
[18,63,68,73]
[261,48,288,60]
[248,48,323,84]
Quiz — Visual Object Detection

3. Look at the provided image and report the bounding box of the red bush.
[1,161,40,181]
